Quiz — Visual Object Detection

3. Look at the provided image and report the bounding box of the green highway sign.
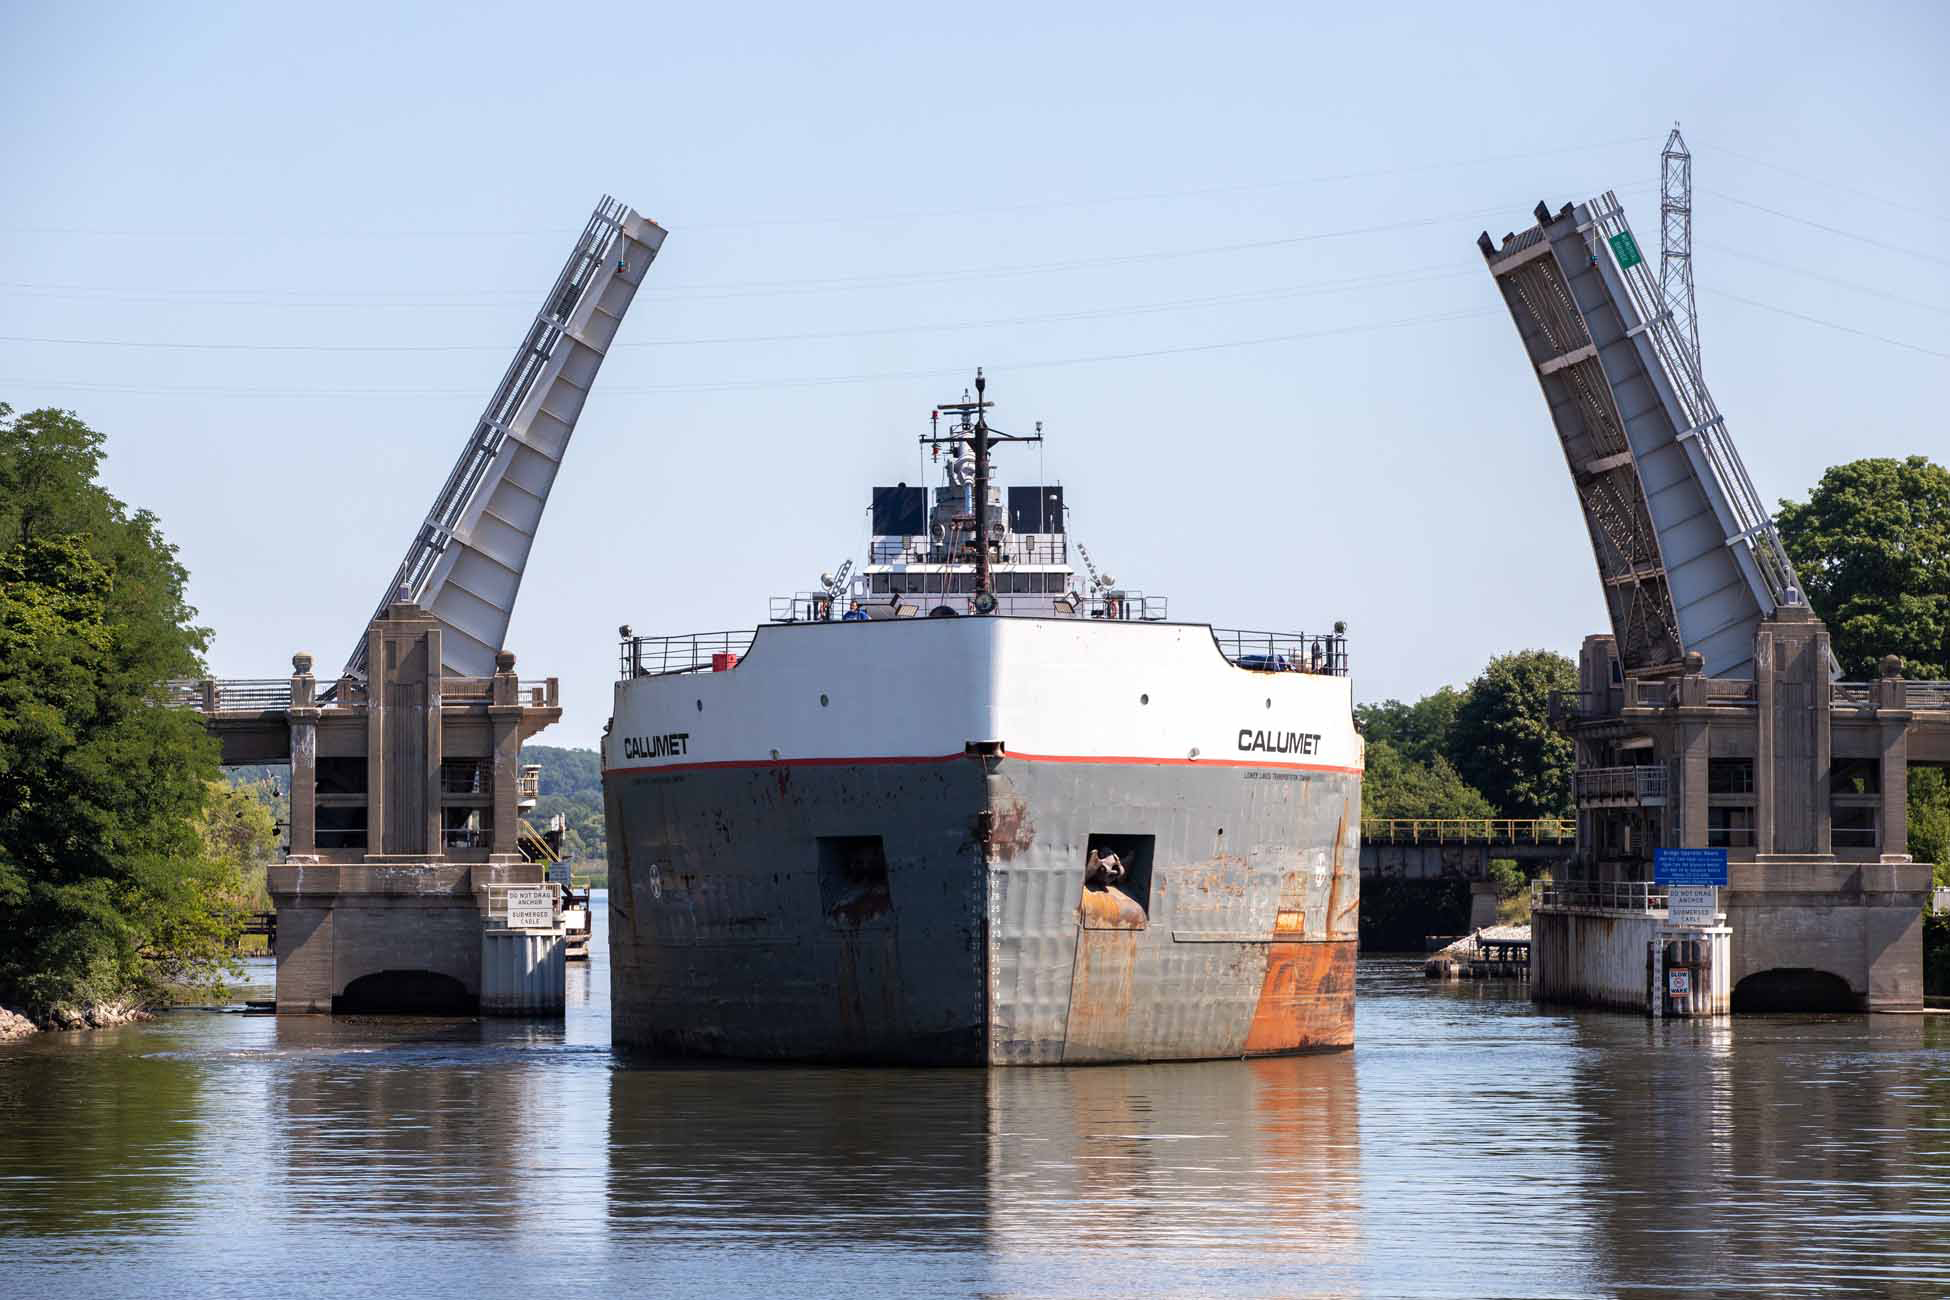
[1609,231,1644,269]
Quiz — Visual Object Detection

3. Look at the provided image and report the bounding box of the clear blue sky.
[3,1,1946,744]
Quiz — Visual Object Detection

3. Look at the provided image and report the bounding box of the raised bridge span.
[1480,182,1944,1013]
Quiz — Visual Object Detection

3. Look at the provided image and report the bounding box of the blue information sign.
[1654,847,1728,885]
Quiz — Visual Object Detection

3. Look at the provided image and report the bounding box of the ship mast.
[924,369,1041,615]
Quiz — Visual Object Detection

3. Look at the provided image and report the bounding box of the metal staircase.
[1480,195,1803,680]
[344,196,667,680]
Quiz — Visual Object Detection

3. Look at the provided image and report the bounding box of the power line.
[0,265,1477,354]
[1702,287,1950,360]
[0,305,1500,400]
[1699,188,1950,270]
[0,134,1661,240]
[0,186,1653,311]
[1699,241,1950,317]
[677,134,1665,230]
[1704,140,1950,228]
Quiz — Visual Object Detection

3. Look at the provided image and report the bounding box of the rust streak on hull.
[1243,939,1357,1054]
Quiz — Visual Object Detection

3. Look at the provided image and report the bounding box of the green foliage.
[1362,739,1493,821]
[520,744,605,860]
[1926,913,1950,1000]
[1486,857,1524,899]
[200,778,279,914]
[1355,686,1465,769]
[0,404,229,1020]
[1777,456,1950,680]
[1448,649,1577,818]
[1911,767,1950,884]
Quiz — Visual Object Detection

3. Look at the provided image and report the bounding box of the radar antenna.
[920,369,1041,614]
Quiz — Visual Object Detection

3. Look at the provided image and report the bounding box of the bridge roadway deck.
[1358,818,1575,882]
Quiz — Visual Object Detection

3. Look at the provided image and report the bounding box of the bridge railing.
[1532,879,1667,913]
[1575,765,1668,804]
[1360,818,1576,845]
[164,678,295,711]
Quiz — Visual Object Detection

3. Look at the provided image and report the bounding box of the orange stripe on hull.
[607,750,1362,778]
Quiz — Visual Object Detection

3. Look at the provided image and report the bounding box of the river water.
[4,895,1949,1299]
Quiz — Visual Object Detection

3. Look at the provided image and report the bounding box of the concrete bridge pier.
[1539,613,1945,1014]
[186,601,566,1014]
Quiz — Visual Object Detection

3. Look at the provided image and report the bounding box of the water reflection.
[604,1049,1360,1294]
[1571,1014,1950,1297]
[985,1055,1359,1264]
[6,914,1950,1298]
[265,1015,569,1236]
[0,1031,205,1240]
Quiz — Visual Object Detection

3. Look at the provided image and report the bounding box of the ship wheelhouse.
[769,377,1168,625]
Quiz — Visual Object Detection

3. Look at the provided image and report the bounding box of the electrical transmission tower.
[1660,124,1700,374]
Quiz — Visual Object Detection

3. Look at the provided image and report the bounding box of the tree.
[1361,739,1494,821]
[1777,456,1950,680]
[0,404,228,1021]
[520,745,607,861]
[1448,649,1577,818]
[1911,768,1950,885]
[1355,686,1465,769]
[200,777,280,916]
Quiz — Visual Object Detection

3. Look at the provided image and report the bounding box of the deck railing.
[1211,630,1348,677]
[619,624,1351,677]
[1533,878,1668,913]
[163,678,294,711]
[620,631,757,678]
[868,536,1069,566]
[1575,765,1668,804]
[1361,818,1575,846]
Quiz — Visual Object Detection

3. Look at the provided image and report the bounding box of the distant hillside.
[520,744,605,863]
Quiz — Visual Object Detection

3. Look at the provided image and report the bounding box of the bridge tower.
[1478,193,1802,679]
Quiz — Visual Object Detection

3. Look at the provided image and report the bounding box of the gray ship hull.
[604,753,1359,1065]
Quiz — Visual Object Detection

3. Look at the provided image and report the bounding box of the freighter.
[602,372,1361,1064]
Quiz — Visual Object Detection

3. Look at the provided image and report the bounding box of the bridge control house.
[1483,194,1944,1015]
[185,602,568,1012]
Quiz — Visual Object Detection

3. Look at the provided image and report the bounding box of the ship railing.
[868,536,1068,565]
[867,570,1074,597]
[619,631,757,678]
[1083,591,1168,622]
[769,593,841,624]
[1212,630,1348,677]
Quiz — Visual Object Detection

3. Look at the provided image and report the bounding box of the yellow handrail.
[1359,817,1576,845]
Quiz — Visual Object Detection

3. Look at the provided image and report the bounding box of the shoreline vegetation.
[1,406,269,1034]
[3,399,1946,1033]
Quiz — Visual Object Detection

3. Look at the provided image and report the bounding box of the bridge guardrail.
[1360,818,1575,846]
[164,678,295,711]
[1533,879,1668,913]
[1575,765,1668,804]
